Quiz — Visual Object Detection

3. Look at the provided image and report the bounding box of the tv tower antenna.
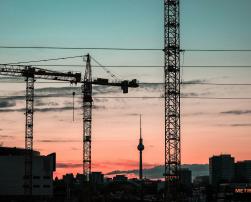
[137,114,144,180]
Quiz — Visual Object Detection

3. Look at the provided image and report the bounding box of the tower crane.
[82,54,139,201]
[0,65,81,196]
[164,0,181,201]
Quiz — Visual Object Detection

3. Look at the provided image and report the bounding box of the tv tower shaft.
[137,115,144,180]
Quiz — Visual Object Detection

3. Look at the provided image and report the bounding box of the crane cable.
[90,56,120,81]
[4,55,84,65]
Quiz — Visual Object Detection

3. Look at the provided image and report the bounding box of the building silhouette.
[91,172,104,185]
[180,168,192,188]
[209,154,235,186]
[113,175,128,182]
[0,147,56,196]
[235,160,251,183]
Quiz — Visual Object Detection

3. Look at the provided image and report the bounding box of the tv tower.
[137,115,144,180]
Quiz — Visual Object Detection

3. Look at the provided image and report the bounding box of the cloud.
[0,85,119,107]
[35,100,58,107]
[0,108,24,113]
[92,98,109,103]
[35,106,74,112]
[1,79,210,105]
[0,104,105,113]
[106,165,161,177]
[0,100,16,108]
[57,162,82,168]
[34,86,122,98]
[125,113,141,117]
[111,160,156,168]
[0,135,12,138]
[181,79,206,84]
[138,83,162,93]
[230,123,251,127]
[94,160,157,172]
[221,110,251,115]
[0,106,73,113]
[1,95,25,101]
[135,80,212,99]
[138,79,207,93]
[0,87,78,103]
[0,77,23,82]
[0,103,105,114]
[181,92,199,97]
[106,164,209,179]
[218,123,251,127]
[182,112,207,117]
[37,139,80,143]
[71,147,80,151]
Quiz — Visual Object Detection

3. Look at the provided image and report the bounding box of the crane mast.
[0,65,81,196]
[24,75,35,196]
[164,0,181,201]
[82,54,93,183]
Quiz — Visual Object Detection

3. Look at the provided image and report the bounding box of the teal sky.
[0,0,251,47]
[1,0,251,82]
[0,0,162,48]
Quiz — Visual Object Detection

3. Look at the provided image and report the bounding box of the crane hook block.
[121,80,129,94]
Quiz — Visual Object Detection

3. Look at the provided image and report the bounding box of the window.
[43,185,50,188]
[33,176,40,179]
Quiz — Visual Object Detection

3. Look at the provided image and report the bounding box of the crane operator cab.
[121,79,139,94]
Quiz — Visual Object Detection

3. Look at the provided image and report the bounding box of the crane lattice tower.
[164,0,181,201]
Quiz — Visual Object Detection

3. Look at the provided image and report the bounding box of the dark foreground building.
[0,147,56,202]
[209,154,251,201]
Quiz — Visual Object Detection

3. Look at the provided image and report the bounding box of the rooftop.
[0,147,40,156]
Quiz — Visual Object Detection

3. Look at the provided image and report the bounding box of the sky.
[0,0,251,178]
